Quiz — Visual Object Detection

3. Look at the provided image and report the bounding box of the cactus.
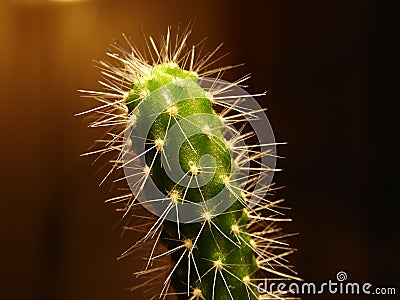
[79,27,298,299]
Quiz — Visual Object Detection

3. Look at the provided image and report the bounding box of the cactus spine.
[79,28,298,299]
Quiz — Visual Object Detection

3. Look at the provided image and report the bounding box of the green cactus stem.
[79,28,298,300]
[125,63,258,299]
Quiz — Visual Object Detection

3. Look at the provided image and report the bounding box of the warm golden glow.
[49,0,89,3]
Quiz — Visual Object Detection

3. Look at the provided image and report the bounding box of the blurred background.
[1,0,399,299]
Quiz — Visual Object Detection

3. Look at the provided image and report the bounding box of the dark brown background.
[1,0,398,299]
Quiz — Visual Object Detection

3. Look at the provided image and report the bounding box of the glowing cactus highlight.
[79,27,299,299]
